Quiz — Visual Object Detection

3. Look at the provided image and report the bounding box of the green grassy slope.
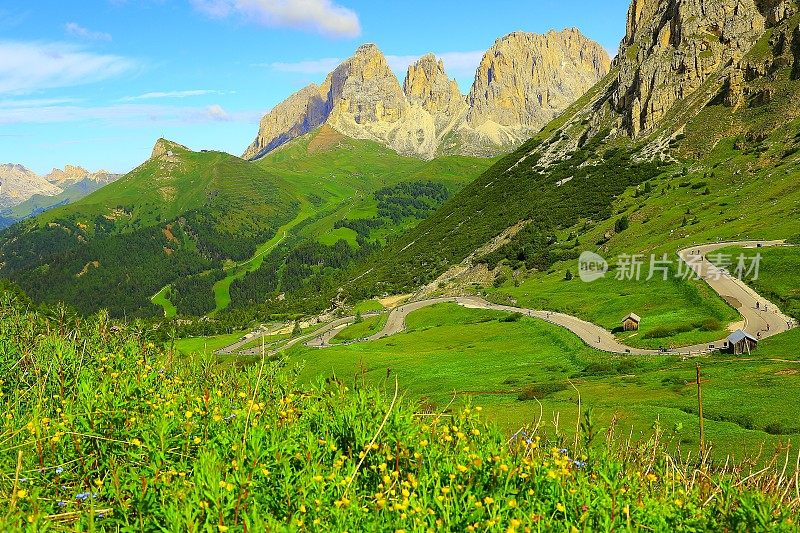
[330,313,387,344]
[0,140,298,317]
[33,141,295,239]
[255,126,496,247]
[225,127,495,312]
[2,289,797,530]
[491,269,739,349]
[288,302,800,460]
[311,16,800,350]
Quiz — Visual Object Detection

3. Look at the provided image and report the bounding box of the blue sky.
[0,0,630,174]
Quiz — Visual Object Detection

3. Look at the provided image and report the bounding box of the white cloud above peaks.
[65,22,113,42]
[191,0,361,38]
[0,41,134,94]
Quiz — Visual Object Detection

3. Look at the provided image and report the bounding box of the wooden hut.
[725,330,758,355]
[622,313,641,332]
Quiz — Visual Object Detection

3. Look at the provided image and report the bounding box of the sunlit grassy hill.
[1,286,798,531]
[0,140,299,317]
[0,130,494,319]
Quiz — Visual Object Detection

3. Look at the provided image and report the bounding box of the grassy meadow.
[173,329,251,356]
[2,289,799,530]
[255,128,496,251]
[488,268,739,349]
[287,303,800,462]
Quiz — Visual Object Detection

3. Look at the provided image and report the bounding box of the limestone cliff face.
[0,164,62,208]
[463,29,611,149]
[243,85,329,160]
[325,44,408,127]
[244,30,610,160]
[614,0,797,136]
[322,44,420,155]
[404,54,468,134]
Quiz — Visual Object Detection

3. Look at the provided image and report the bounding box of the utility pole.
[696,363,705,458]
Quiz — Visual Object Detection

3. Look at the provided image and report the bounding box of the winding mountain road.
[226,240,795,358]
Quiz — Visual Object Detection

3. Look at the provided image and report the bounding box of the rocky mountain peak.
[614,0,797,137]
[244,29,611,160]
[403,53,466,119]
[466,29,611,137]
[151,138,189,160]
[1,164,30,173]
[46,165,90,186]
[324,42,407,125]
[0,164,62,209]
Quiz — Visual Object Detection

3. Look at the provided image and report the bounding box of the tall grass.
[1,290,798,531]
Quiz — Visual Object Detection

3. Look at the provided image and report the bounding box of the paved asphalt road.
[224,241,795,358]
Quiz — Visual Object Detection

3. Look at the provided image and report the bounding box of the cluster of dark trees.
[228,180,453,313]
[0,200,295,318]
[170,270,226,317]
[2,218,219,318]
[375,181,449,222]
[182,208,277,263]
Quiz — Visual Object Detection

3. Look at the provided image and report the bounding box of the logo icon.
[579,251,608,283]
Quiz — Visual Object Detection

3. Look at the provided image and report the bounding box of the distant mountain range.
[243,29,610,160]
[11,2,797,323]
[0,164,120,228]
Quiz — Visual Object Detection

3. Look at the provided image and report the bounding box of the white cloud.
[267,57,343,74]
[191,0,361,38]
[65,22,112,41]
[0,41,135,94]
[0,102,250,125]
[121,89,223,101]
[0,97,81,108]
[205,104,230,121]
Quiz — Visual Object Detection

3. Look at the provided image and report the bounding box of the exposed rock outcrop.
[463,29,611,149]
[244,30,611,160]
[0,164,62,208]
[151,139,190,161]
[613,0,798,137]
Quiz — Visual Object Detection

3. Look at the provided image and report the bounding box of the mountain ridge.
[243,29,610,161]
[0,163,62,209]
[0,164,121,228]
[325,0,800,305]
